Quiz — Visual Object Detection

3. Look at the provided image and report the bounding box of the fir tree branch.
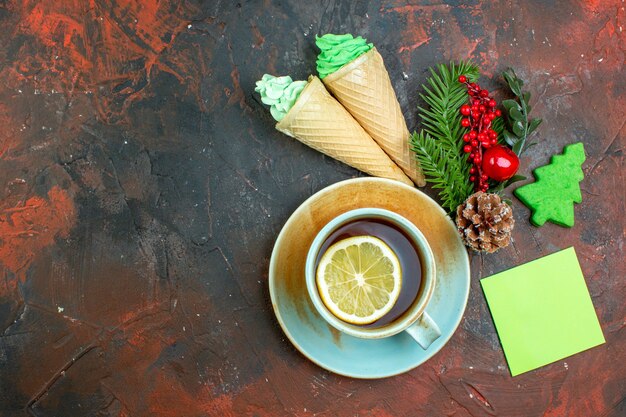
[413,61,479,213]
[418,62,479,148]
[410,131,474,213]
[491,116,505,137]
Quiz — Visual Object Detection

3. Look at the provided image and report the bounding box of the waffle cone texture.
[322,48,425,186]
[276,76,413,186]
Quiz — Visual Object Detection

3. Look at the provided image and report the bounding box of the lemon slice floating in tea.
[316,235,402,325]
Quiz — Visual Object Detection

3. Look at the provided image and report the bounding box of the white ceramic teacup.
[305,208,441,349]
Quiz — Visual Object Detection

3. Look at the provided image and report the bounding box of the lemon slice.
[316,235,402,325]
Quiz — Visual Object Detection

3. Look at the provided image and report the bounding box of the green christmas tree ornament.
[514,142,586,227]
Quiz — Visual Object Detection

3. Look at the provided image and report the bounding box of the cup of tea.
[305,208,441,349]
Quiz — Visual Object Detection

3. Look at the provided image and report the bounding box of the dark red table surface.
[0,1,624,416]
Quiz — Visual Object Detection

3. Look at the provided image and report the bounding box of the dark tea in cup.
[315,218,423,328]
[306,207,440,349]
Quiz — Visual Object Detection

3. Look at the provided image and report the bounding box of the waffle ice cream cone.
[276,76,413,186]
[322,48,425,186]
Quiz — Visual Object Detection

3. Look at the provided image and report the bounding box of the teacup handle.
[404,311,441,349]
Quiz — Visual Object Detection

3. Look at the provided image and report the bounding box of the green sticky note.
[481,247,605,376]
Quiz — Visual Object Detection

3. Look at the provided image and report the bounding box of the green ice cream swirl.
[316,34,373,79]
[255,74,307,121]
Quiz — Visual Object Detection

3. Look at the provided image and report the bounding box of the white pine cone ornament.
[455,192,514,253]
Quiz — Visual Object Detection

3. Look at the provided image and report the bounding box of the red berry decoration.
[457,78,515,191]
[482,145,520,181]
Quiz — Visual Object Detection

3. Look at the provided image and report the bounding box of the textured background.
[0,1,624,416]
